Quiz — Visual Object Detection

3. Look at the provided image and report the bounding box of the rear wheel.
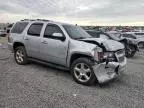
[125,44,136,58]
[70,57,96,85]
[14,46,28,65]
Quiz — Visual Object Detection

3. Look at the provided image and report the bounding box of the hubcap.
[16,50,24,63]
[74,63,91,82]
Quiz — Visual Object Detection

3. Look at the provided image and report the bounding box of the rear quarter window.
[135,33,144,35]
[11,22,28,34]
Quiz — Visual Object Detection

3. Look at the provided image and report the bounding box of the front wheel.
[70,57,96,85]
[125,44,136,58]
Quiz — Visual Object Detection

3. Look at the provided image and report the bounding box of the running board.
[28,58,69,71]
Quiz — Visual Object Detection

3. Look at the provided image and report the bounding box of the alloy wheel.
[74,63,91,83]
[15,50,24,63]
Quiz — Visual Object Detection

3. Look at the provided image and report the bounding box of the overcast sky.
[0,0,144,25]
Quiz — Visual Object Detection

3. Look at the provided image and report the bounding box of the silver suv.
[8,19,127,85]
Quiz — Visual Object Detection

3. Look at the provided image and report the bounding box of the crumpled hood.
[80,38,124,51]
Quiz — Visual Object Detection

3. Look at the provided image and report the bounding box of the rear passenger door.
[25,23,43,58]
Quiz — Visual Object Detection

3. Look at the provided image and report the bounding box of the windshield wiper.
[75,37,86,40]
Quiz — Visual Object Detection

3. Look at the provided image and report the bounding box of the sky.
[0,0,144,26]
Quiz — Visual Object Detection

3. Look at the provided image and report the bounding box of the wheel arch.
[138,41,144,44]
[13,42,25,50]
[69,53,93,67]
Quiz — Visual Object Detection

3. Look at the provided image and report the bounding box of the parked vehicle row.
[0,29,7,37]
[8,19,126,85]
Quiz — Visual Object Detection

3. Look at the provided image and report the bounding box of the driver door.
[40,24,68,66]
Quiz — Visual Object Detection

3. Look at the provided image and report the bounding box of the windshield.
[122,34,136,39]
[63,25,92,39]
[87,31,100,38]
[106,33,121,40]
[135,33,144,35]
[87,31,111,39]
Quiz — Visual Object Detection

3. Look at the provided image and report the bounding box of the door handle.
[24,38,29,40]
[42,40,48,44]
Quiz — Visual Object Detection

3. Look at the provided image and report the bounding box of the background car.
[0,29,7,37]
[121,32,144,49]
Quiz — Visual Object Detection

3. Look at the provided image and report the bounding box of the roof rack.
[21,19,50,22]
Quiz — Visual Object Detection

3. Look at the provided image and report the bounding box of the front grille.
[116,49,124,55]
[118,55,125,62]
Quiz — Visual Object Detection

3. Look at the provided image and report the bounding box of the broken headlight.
[92,47,116,62]
[104,52,116,61]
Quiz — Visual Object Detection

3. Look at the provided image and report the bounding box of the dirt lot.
[0,37,7,43]
[0,37,144,108]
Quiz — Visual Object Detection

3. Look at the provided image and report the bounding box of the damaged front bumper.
[93,57,127,84]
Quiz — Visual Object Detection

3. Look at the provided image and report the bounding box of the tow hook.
[105,59,109,69]
[115,65,119,75]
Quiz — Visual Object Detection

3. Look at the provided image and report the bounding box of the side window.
[44,24,63,38]
[11,22,28,34]
[27,23,43,36]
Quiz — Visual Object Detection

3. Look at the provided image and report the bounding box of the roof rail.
[21,19,50,22]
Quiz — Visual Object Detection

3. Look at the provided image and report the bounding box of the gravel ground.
[0,42,144,108]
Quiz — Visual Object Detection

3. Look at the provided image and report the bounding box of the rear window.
[11,22,28,34]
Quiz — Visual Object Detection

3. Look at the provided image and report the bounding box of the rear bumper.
[93,57,127,84]
[8,43,13,52]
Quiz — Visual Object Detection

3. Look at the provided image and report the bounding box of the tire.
[125,44,136,58]
[70,57,96,85]
[14,46,28,65]
[138,42,144,49]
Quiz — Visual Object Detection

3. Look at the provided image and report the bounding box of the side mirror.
[52,33,63,37]
[52,33,65,41]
